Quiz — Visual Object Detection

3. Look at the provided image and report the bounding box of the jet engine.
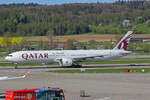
[58,58,73,67]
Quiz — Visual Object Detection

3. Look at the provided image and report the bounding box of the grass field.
[80,58,150,65]
[0,57,149,67]
[0,62,43,66]
[47,68,149,73]
[27,34,150,42]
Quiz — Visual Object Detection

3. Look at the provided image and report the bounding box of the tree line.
[0,1,150,36]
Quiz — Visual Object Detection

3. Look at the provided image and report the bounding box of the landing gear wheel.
[15,65,18,69]
[76,65,82,68]
[72,64,82,68]
[14,63,18,69]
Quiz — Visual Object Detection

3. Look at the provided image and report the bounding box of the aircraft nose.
[5,56,11,61]
[5,56,9,61]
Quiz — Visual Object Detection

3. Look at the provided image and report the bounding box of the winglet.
[23,72,29,78]
[113,31,133,50]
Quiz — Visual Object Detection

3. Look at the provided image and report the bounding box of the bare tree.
[47,30,54,50]
[3,32,11,53]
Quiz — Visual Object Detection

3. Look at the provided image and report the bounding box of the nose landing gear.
[14,63,18,69]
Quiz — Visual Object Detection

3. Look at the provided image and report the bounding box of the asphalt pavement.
[0,67,150,100]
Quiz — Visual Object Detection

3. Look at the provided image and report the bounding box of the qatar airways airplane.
[0,72,29,80]
[5,31,132,68]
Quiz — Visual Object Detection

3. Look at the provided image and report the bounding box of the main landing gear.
[72,62,82,68]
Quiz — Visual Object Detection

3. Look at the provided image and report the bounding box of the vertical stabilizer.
[113,31,133,50]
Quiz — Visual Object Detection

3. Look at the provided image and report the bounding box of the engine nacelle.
[59,58,73,67]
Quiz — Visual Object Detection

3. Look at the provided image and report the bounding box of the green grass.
[47,68,150,73]
[135,24,150,34]
[0,57,150,67]
[80,58,150,65]
[0,62,43,66]
[136,52,150,55]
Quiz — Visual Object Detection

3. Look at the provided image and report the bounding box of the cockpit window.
[8,55,13,57]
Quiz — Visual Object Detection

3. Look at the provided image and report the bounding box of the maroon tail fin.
[114,31,132,50]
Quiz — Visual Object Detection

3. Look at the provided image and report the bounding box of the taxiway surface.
[0,67,150,100]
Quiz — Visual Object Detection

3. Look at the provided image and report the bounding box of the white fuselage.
[5,31,133,67]
[5,50,131,64]
[0,75,25,80]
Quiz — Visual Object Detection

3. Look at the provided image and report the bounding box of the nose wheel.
[14,63,18,69]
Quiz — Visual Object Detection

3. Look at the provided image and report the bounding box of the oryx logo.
[118,34,131,50]
[113,31,132,50]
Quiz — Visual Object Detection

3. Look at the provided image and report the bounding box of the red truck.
[5,88,65,100]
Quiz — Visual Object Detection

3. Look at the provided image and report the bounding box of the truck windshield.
[36,91,64,100]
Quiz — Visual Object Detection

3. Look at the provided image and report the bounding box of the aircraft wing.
[0,72,29,81]
[0,76,9,81]
[55,54,106,65]
[56,54,105,61]
[73,54,107,61]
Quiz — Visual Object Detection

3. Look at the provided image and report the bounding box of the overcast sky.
[0,0,117,5]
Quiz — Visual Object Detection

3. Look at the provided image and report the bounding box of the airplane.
[5,31,133,68]
[0,72,29,80]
